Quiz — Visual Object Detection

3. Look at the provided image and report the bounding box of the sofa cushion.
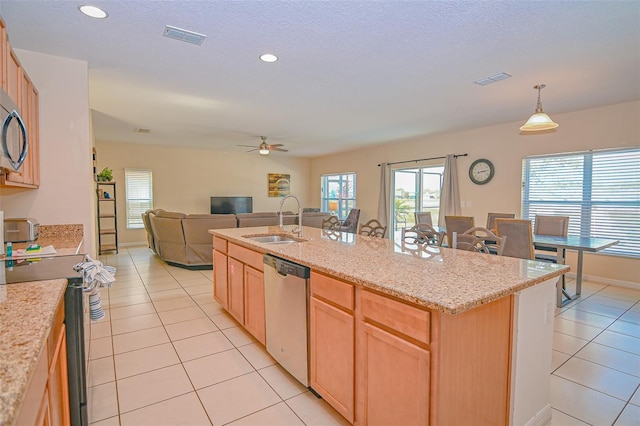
[236,212,279,227]
[156,211,187,219]
[149,213,187,264]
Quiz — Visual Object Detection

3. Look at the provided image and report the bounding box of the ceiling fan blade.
[267,144,284,148]
[271,147,288,152]
[237,144,258,148]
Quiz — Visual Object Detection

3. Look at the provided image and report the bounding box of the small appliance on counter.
[4,217,39,242]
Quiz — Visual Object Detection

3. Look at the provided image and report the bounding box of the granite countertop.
[210,225,569,315]
[0,279,67,426]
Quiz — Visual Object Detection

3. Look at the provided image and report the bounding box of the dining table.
[532,235,620,307]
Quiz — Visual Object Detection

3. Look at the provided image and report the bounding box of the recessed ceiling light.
[78,5,108,19]
[260,53,278,63]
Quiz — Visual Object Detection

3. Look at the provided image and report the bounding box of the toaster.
[4,218,39,242]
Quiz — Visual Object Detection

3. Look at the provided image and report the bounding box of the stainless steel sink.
[244,234,303,244]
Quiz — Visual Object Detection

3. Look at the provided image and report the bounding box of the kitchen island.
[211,225,568,426]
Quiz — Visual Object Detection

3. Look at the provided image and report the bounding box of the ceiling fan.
[238,136,288,155]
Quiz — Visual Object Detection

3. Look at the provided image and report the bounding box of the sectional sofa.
[142,209,331,269]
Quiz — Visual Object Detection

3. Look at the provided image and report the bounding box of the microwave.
[0,88,28,173]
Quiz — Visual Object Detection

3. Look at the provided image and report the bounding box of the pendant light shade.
[520,84,559,132]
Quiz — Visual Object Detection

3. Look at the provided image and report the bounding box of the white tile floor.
[91,246,640,425]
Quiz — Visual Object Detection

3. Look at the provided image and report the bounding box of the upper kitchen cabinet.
[0,17,40,188]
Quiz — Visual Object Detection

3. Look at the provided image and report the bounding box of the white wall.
[0,49,95,256]
[310,101,640,283]
[95,141,312,244]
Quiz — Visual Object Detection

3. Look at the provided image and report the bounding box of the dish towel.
[73,255,117,322]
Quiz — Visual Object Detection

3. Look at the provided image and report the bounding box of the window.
[391,165,444,235]
[125,169,153,229]
[522,147,640,257]
[321,173,356,220]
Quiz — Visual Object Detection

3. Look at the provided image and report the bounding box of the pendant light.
[520,84,559,132]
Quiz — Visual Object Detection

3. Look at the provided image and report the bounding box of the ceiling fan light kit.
[238,136,289,155]
[520,84,559,132]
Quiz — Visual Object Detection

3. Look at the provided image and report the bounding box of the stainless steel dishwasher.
[263,254,311,387]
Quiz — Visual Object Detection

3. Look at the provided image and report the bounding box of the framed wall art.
[268,173,290,197]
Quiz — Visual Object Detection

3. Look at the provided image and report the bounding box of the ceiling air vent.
[474,72,512,86]
[134,128,151,133]
[163,25,206,46]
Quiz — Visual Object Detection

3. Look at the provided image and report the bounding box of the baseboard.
[118,241,150,248]
[525,404,551,426]
[565,272,640,290]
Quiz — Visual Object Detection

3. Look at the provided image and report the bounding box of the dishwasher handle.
[264,254,310,279]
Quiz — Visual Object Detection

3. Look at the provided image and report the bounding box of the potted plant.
[96,167,113,182]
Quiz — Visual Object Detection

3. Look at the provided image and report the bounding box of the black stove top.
[1,254,85,284]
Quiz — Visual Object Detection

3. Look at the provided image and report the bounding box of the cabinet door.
[48,324,70,426]
[5,47,20,104]
[213,250,229,309]
[228,257,245,323]
[357,322,430,426]
[244,265,265,345]
[310,297,354,423]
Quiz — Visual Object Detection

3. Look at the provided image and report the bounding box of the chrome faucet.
[279,195,302,233]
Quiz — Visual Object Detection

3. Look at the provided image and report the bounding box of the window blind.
[522,147,640,257]
[125,169,153,229]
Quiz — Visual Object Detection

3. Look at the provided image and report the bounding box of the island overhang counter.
[210,225,569,425]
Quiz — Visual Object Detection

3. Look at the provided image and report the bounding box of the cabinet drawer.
[358,289,430,344]
[213,236,228,254]
[311,272,354,311]
[228,243,263,271]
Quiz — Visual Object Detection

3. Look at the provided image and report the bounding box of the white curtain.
[438,154,461,225]
[378,163,390,228]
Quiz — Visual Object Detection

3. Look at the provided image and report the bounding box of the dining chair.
[463,226,505,255]
[534,214,570,290]
[451,232,491,254]
[401,224,444,247]
[414,212,433,226]
[486,212,516,231]
[322,215,341,231]
[359,219,387,238]
[444,216,474,248]
[339,208,361,233]
[495,219,534,260]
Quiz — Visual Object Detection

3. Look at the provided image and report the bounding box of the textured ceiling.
[1,1,639,157]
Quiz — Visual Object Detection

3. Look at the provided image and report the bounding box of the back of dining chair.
[463,226,505,255]
[486,212,516,231]
[322,215,341,231]
[415,212,433,226]
[444,216,474,247]
[451,233,491,254]
[339,208,361,233]
[495,219,534,260]
[402,224,444,247]
[359,219,387,238]
[534,215,569,237]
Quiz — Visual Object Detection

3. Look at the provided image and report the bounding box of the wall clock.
[469,158,495,185]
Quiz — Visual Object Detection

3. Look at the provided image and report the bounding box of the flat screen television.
[210,196,253,214]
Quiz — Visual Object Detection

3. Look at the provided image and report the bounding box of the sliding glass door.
[391,165,444,238]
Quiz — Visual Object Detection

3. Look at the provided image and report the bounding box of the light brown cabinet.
[214,237,266,345]
[244,265,266,344]
[228,257,245,323]
[1,20,40,189]
[309,272,355,423]
[213,248,229,309]
[16,297,70,426]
